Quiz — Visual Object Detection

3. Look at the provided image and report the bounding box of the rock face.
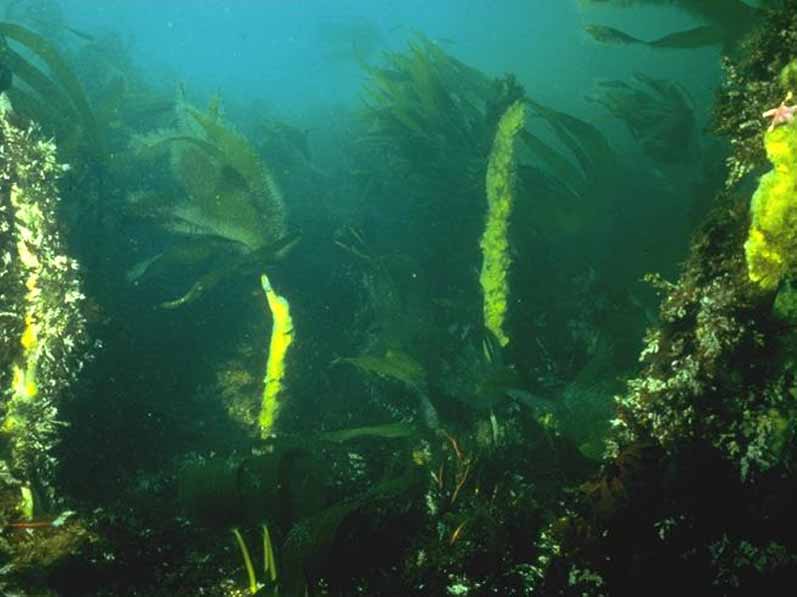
[0,94,89,499]
[530,8,797,593]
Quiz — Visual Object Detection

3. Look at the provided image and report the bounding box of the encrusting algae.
[480,99,526,347]
[0,93,88,500]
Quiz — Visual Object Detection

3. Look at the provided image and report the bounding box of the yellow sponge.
[745,119,797,290]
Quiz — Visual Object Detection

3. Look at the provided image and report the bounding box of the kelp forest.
[1,0,797,595]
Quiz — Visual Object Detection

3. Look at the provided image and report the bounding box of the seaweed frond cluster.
[362,33,508,189]
[580,0,762,52]
[128,93,295,307]
[0,21,102,161]
[588,72,698,164]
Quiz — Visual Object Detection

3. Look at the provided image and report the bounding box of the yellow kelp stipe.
[232,528,258,594]
[480,99,526,347]
[258,273,294,437]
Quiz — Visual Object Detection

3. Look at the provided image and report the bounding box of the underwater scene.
[1,0,797,595]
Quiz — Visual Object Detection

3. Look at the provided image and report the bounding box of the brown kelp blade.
[519,130,587,197]
[126,236,233,284]
[0,21,101,156]
[319,421,418,443]
[159,232,301,309]
[333,349,427,392]
[525,98,616,182]
[648,25,726,49]
[584,24,645,46]
[586,23,725,50]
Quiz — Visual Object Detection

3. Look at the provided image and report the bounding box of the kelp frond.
[524,97,617,184]
[586,72,697,163]
[579,0,761,50]
[185,105,285,215]
[232,528,259,595]
[127,94,293,307]
[0,21,102,157]
[362,34,497,182]
[133,95,286,252]
[584,24,726,49]
[319,420,418,443]
[231,524,279,595]
[334,349,427,393]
